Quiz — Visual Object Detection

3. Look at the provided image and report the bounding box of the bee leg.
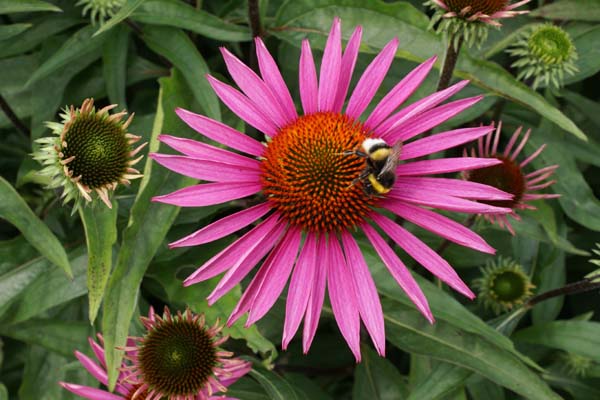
[341,150,368,158]
[347,169,370,189]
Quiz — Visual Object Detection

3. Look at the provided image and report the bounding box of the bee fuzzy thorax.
[362,138,392,159]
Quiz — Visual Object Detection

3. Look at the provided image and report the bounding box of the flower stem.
[247,0,263,73]
[437,33,463,91]
[525,279,600,309]
[0,94,30,137]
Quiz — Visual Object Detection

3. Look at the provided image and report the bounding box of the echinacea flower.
[77,0,125,24]
[60,307,251,400]
[34,98,146,210]
[473,257,535,315]
[463,122,560,234]
[152,18,513,360]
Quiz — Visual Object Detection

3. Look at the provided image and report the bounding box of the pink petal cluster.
[431,0,531,26]
[152,18,512,360]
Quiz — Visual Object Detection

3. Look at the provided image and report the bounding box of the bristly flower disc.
[33,98,146,210]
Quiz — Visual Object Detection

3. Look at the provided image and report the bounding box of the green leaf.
[514,321,600,363]
[25,25,108,88]
[102,24,130,109]
[0,384,6,400]
[530,0,600,22]
[249,368,303,400]
[102,69,211,389]
[142,25,221,120]
[466,375,505,400]
[80,203,118,324]
[353,344,409,400]
[0,23,31,41]
[563,25,600,85]
[133,0,250,42]
[0,257,50,314]
[93,0,146,37]
[532,231,566,324]
[383,299,561,400]
[0,177,71,278]
[407,362,471,400]
[0,0,61,13]
[543,373,600,399]
[272,0,587,141]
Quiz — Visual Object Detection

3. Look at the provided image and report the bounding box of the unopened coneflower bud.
[76,0,125,24]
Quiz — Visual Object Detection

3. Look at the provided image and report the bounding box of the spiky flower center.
[138,318,218,397]
[466,155,525,208]
[490,270,528,302]
[445,0,508,16]
[528,25,575,65]
[261,112,376,232]
[62,112,130,189]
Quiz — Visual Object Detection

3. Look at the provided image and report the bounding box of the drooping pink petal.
[345,38,399,119]
[386,96,484,143]
[401,126,495,160]
[255,37,298,122]
[327,236,361,362]
[283,233,318,349]
[207,75,278,137]
[332,26,363,112]
[220,47,288,127]
[376,80,469,136]
[169,203,270,248]
[208,221,287,304]
[184,214,281,285]
[158,134,260,166]
[340,231,385,356]
[59,383,123,400]
[152,181,262,208]
[302,235,328,353]
[246,227,302,325]
[362,223,433,322]
[365,56,437,130]
[299,39,318,115]
[150,154,260,182]
[88,337,107,368]
[372,213,475,298]
[395,157,502,176]
[318,18,342,112]
[175,108,264,157]
[395,177,512,200]
[74,351,109,387]
[381,200,495,254]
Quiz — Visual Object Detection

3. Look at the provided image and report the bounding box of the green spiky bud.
[473,257,535,315]
[559,352,595,378]
[76,0,125,25]
[508,24,578,90]
[33,98,146,211]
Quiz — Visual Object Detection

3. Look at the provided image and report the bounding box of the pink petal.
[386,96,483,143]
[318,17,342,112]
[302,235,328,353]
[220,47,288,127]
[328,236,362,361]
[184,213,280,285]
[401,126,495,160]
[246,227,302,325]
[158,134,259,166]
[340,231,385,356]
[150,154,260,182]
[207,75,278,137]
[346,38,399,119]
[283,233,318,349]
[59,383,123,400]
[395,157,502,176]
[169,203,270,248]
[255,37,298,121]
[208,221,287,304]
[152,181,262,208]
[74,351,109,387]
[365,56,437,130]
[362,223,433,322]
[376,80,469,137]
[88,337,107,368]
[299,39,318,115]
[332,26,363,112]
[395,177,512,200]
[372,213,475,298]
[381,200,495,254]
[175,108,264,156]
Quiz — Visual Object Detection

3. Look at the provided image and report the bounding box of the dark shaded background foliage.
[1,0,600,399]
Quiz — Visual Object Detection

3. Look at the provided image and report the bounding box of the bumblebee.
[344,138,402,195]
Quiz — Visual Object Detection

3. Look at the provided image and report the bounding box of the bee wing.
[378,141,402,176]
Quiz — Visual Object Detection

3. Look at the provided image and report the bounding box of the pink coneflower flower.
[431,0,531,27]
[60,307,251,400]
[151,18,512,360]
[463,122,560,234]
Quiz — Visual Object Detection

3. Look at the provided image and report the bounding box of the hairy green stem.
[437,34,463,92]
[525,279,600,309]
[0,94,30,137]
